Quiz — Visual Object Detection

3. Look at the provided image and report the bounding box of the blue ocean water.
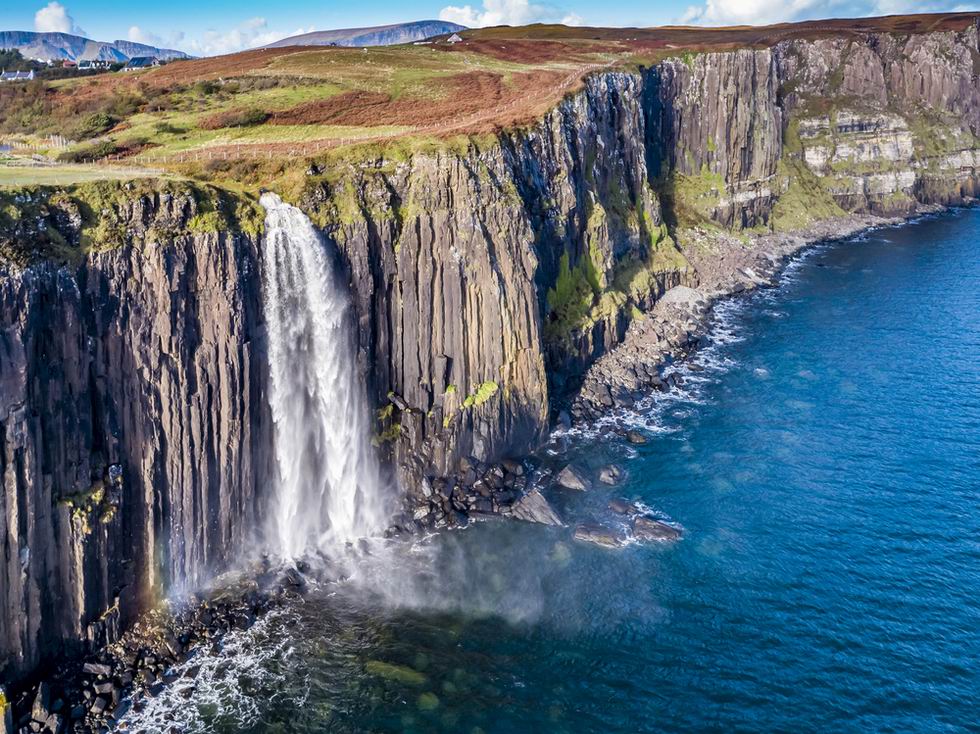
[128,209,980,733]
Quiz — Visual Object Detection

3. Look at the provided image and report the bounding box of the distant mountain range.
[0,31,190,63]
[267,20,466,48]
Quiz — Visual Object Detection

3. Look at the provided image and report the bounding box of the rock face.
[316,71,687,499]
[650,24,980,229]
[2,20,980,684]
[0,191,272,683]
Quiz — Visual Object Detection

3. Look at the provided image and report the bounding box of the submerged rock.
[573,523,625,548]
[509,490,563,526]
[632,517,681,542]
[598,464,625,485]
[555,465,592,491]
[608,498,639,515]
[625,430,648,445]
[364,660,427,687]
[549,541,573,565]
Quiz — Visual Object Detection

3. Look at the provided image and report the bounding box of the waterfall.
[259,192,388,559]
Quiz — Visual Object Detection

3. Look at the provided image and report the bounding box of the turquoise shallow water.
[128,209,980,733]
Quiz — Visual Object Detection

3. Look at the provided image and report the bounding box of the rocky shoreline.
[571,210,942,422]
[1,563,311,734]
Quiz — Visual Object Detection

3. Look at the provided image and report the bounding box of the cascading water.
[259,192,388,559]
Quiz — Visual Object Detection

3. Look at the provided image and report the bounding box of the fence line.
[2,134,73,154]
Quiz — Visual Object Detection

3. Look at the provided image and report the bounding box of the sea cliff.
[2,18,979,686]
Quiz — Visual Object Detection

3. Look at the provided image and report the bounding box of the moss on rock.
[463,381,499,409]
[771,158,845,231]
[0,178,263,266]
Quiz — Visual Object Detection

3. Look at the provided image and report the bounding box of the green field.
[0,163,164,187]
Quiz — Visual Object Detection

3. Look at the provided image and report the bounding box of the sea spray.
[259,192,389,558]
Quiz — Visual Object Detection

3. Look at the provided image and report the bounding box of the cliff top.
[0,11,977,190]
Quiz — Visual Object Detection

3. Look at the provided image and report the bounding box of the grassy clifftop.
[0,179,262,266]
[1,12,976,186]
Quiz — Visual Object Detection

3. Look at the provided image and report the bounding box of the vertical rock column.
[0,226,271,683]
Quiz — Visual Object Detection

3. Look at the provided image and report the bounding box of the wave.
[117,606,303,733]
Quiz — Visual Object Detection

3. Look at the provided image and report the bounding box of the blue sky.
[2,0,978,55]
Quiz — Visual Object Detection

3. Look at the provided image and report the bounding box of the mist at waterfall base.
[125,208,980,733]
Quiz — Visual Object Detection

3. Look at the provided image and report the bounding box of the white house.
[0,70,36,82]
[123,56,159,71]
[79,59,112,70]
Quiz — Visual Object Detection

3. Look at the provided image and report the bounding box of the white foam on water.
[116,607,304,734]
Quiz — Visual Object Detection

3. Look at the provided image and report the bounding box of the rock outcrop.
[1,188,271,683]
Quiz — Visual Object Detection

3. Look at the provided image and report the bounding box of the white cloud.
[440,0,583,27]
[182,17,309,56]
[675,0,978,26]
[34,2,86,36]
[127,25,162,46]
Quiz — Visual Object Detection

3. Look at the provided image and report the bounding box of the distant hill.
[267,20,465,48]
[0,31,189,62]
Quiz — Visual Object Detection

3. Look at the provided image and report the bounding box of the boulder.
[82,662,112,677]
[632,517,681,542]
[31,684,51,723]
[598,464,625,485]
[501,458,524,476]
[625,430,647,445]
[509,490,563,526]
[573,523,625,548]
[555,465,591,491]
[608,498,639,515]
[659,285,705,309]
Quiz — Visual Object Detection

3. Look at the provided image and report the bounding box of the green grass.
[0,178,262,266]
[263,45,560,96]
[667,167,727,227]
[0,162,163,187]
[771,158,845,230]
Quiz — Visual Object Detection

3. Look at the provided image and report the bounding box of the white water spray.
[260,192,388,559]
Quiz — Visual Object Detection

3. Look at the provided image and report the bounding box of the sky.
[1,0,978,56]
